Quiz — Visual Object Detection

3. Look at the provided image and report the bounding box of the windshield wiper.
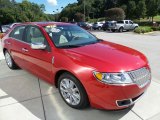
[57,44,83,48]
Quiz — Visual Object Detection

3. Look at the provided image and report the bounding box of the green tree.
[0,0,52,24]
[74,12,85,22]
[126,1,136,19]
[136,0,146,20]
[105,7,125,21]
[146,0,159,22]
[61,17,68,22]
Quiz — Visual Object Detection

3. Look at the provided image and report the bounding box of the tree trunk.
[152,16,154,23]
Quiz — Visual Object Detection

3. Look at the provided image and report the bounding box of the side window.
[125,21,129,24]
[25,26,50,51]
[26,26,46,44]
[129,21,133,24]
[9,26,25,41]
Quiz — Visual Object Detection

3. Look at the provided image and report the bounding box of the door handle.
[22,48,28,52]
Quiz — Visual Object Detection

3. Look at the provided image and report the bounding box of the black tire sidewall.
[119,27,123,32]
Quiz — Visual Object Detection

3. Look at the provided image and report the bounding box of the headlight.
[93,71,133,84]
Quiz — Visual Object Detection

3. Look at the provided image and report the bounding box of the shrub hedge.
[134,21,160,26]
[151,26,160,31]
[134,26,153,34]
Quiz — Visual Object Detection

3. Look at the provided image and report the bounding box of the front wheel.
[58,73,89,109]
[134,26,138,30]
[5,50,19,69]
[98,27,101,30]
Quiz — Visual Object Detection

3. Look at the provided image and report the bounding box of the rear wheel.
[4,50,19,69]
[58,73,89,109]
[119,27,124,32]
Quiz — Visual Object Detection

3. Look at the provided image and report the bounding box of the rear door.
[8,25,27,68]
[22,25,53,82]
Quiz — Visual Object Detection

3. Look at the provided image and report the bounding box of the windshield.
[44,25,99,48]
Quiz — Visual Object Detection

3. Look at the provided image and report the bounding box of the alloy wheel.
[5,52,12,68]
[60,78,81,106]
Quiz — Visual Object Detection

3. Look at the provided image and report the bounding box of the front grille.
[128,67,151,88]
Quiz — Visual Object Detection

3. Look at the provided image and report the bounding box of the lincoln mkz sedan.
[2,22,151,110]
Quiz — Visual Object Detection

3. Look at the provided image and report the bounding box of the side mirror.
[31,42,46,50]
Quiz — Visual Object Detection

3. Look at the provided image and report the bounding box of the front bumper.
[86,77,150,110]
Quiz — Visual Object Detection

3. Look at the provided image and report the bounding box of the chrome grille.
[128,67,151,88]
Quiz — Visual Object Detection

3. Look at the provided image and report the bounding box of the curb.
[143,32,154,35]
[134,32,154,35]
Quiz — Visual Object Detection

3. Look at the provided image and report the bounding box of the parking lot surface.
[0,31,160,120]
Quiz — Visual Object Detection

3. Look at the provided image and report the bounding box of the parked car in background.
[106,20,139,32]
[102,21,117,32]
[86,22,93,29]
[1,23,21,34]
[2,22,151,110]
[92,22,104,30]
[77,22,91,30]
[8,23,21,29]
[2,25,10,33]
[116,20,139,32]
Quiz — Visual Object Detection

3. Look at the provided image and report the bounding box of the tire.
[58,73,89,109]
[119,27,124,32]
[98,27,101,30]
[4,50,19,69]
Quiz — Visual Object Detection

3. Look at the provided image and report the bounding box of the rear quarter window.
[9,26,25,41]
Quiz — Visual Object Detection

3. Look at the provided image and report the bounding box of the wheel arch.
[54,70,82,88]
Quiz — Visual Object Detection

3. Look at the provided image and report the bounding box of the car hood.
[64,41,148,72]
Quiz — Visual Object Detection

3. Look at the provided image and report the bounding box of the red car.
[2,22,151,110]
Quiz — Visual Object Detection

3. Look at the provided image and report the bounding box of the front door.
[124,21,130,30]
[23,25,53,82]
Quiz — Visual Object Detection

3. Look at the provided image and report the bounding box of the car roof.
[16,22,73,27]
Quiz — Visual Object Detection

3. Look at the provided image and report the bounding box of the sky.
[15,0,78,14]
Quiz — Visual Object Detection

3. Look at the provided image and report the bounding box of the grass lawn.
[154,16,160,21]
[138,15,160,22]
